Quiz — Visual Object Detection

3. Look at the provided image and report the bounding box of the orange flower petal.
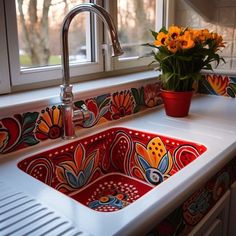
[52,107,60,126]
[74,144,85,169]
[113,93,120,107]
[135,143,154,167]
[119,92,125,106]
[55,166,66,183]
[41,110,53,127]
[37,119,50,133]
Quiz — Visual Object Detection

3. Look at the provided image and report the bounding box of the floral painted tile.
[0,82,162,154]
[199,74,236,98]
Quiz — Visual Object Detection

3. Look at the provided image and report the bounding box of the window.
[6,0,103,86]
[106,0,163,70]
[17,0,89,68]
[114,0,162,68]
[0,0,164,93]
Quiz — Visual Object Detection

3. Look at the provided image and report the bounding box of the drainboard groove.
[0,207,47,231]
[0,195,28,208]
[0,192,22,202]
[0,203,41,223]
[0,181,86,235]
[21,216,61,236]
[0,199,35,215]
[0,196,34,212]
[4,212,55,235]
[38,221,69,236]
[55,226,75,236]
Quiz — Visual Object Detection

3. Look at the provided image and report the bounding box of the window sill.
[0,70,159,117]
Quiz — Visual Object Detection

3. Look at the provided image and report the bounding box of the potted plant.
[144,26,225,117]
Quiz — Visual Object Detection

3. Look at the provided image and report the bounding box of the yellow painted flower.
[36,106,62,140]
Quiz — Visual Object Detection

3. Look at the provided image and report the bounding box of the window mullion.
[0,1,11,94]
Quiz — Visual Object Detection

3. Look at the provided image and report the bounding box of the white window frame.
[105,0,164,71]
[4,0,104,86]
[0,0,11,94]
[0,0,166,94]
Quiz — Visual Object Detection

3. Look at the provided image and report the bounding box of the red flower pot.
[161,89,194,117]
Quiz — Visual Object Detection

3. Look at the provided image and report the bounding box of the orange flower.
[154,32,168,46]
[167,39,178,53]
[36,106,62,140]
[201,29,211,40]
[179,32,195,50]
[55,143,100,192]
[135,137,173,185]
[206,75,229,96]
[193,29,211,42]
[189,29,201,41]
[111,91,134,119]
[168,26,181,40]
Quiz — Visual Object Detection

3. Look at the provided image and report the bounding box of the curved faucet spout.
[60,3,123,139]
[61,3,123,86]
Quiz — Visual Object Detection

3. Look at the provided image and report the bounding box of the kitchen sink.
[18,127,207,212]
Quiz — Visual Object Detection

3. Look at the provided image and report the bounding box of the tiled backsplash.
[0,82,162,154]
[0,73,235,155]
[199,74,236,97]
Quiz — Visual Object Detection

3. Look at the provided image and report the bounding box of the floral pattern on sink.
[18,127,207,212]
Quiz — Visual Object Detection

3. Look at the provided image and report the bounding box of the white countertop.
[0,94,236,236]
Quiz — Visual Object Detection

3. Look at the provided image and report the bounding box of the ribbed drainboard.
[0,181,89,236]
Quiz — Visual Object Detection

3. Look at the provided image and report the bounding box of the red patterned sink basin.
[18,127,207,212]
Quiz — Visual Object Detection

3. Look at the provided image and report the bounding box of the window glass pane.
[117,0,156,58]
[16,0,89,69]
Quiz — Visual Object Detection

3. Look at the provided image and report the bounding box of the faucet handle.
[73,104,90,126]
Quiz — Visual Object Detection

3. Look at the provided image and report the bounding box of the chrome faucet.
[60,3,123,139]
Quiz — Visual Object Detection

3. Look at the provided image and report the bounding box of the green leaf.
[150,30,158,39]
[23,112,39,127]
[229,83,236,94]
[131,88,140,105]
[99,97,110,110]
[179,75,190,80]
[176,55,192,61]
[21,135,39,145]
[227,87,235,98]
[22,126,36,135]
[159,26,168,34]
[96,94,110,108]
[134,105,141,113]
[140,87,145,105]
[203,63,213,71]
[141,43,158,49]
